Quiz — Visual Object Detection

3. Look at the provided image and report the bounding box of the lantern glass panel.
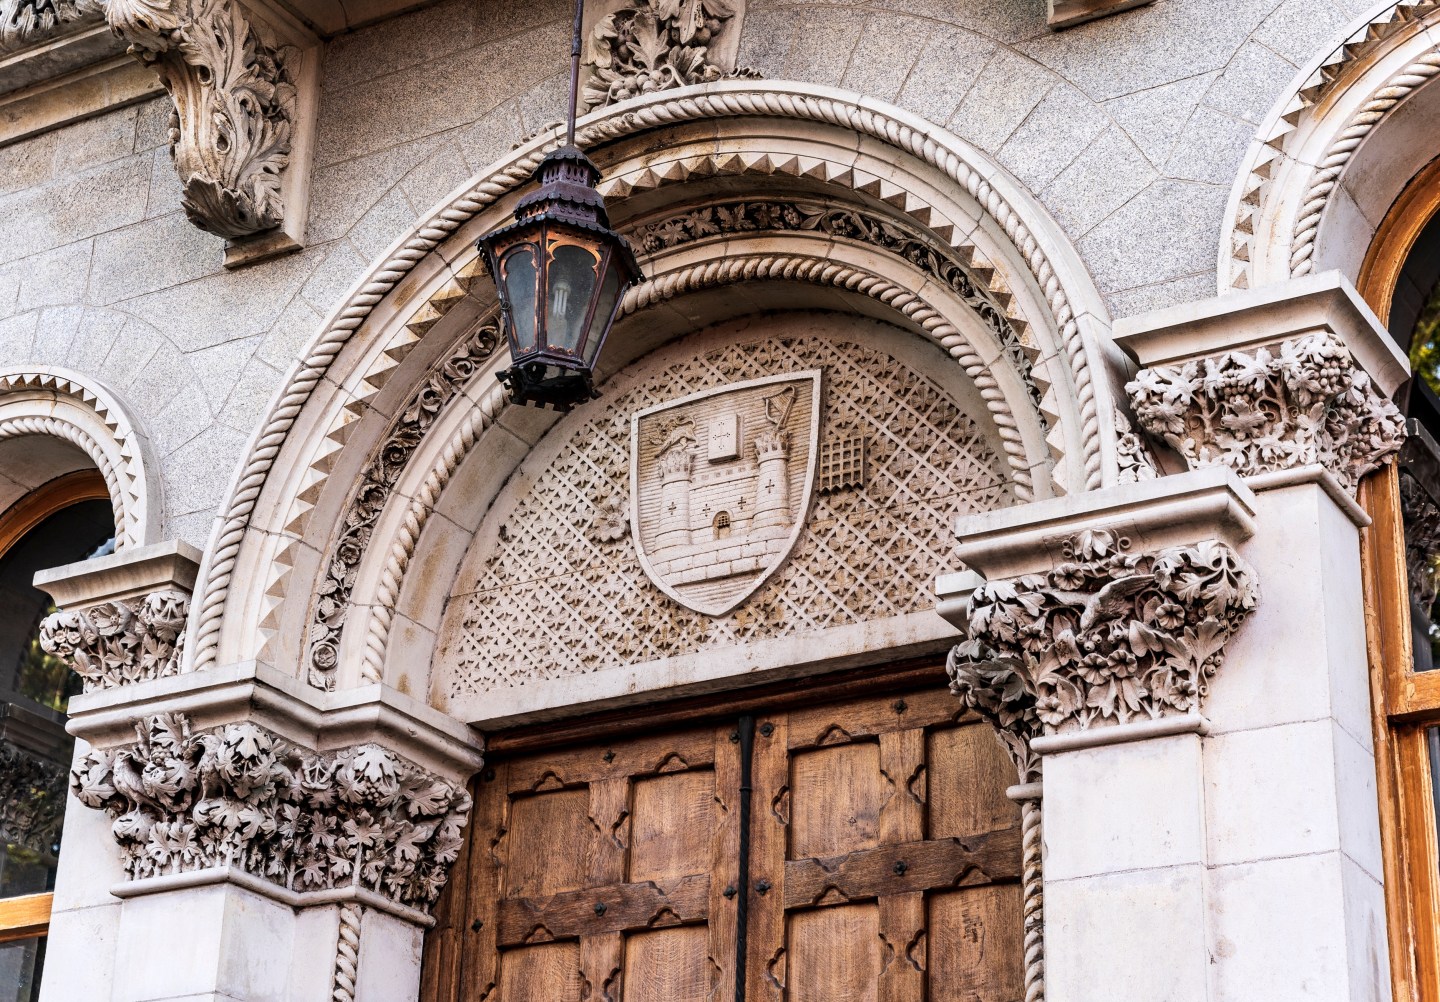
[499,243,540,352]
[545,240,601,355]
[582,262,624,367]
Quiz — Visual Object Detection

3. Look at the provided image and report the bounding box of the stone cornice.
[1116,272,1408,494]
[940,469,1260,783]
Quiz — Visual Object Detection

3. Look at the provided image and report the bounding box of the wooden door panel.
[928,884,1025,1001]
[928,724,1020,840]
[506,788,593,896]
[630,769,716,884]
[423,682,1022,1002]
[498,941,584,1000]
[623,926,712,1002]
[790,741,883,858]
[787,904,880,1002]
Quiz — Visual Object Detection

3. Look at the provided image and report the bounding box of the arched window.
[0,471,112,1002]
[1358,153,1440,1000]
[713,510,731,540]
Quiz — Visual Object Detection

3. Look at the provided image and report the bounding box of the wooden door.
[422,679,1023,1001]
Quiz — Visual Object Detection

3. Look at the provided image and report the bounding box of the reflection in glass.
[500,244,539,352]
[0,498,112,902]
[0,936,45,1002]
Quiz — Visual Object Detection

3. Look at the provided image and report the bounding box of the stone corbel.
[99,0,319,267]
[34,539,201,691]
[1117,271,1409,496]
[936,467,1260,783]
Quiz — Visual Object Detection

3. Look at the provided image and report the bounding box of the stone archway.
[1221,0,1440,293]
[191,81,1132,687]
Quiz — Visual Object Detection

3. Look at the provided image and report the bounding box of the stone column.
[656,448,694,551]
[936,271,1409,1002]
[33,544,483,1002]
[1115,271,1407,1002]
[939,468,1260,1002]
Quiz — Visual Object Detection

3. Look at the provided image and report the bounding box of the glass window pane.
[500,244,539,353]
[0,499,113,897]
[545,242,600,355]
[0,936,45,1002]
[583,263,623,367]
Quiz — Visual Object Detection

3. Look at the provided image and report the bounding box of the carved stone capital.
[946,527,1258,783]
[935,468,1260,783]
[70,712,471,914]
[34,539,201,688]
[1116,273,1410,495]
[39,589,188,690]
[1127,331,1404,493]
[100,0,315,260]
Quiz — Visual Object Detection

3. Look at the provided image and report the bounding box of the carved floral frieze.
[104,0,299,239]
[39,590,188,690]
[633,200,1039,407]
[309,321,500,689]
[70,713,471,911]
[946,528,1258,782]
[1126,331,1405,492]
[582,0,758,112]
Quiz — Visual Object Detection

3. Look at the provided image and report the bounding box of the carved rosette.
[1126,331,1405,492]
[946,528,1258,783]
[70,713,472,912]
[102,0,298,239]
[582,0,758,112]
[39,589,188,690]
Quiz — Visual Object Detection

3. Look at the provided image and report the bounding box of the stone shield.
[630,371,822,616]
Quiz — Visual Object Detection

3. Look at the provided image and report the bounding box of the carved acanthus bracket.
[71,712,472,913]
[1126,331,1404,493]
[100,0,316,263]
[946,527,1258,783]
[39,589,188,690]
[0,0,102,53]
[581,0,758,112]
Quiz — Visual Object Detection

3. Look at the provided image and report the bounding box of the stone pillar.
[940,468,1260,1002]
[33,544,483,1002]
[751,429,791,536]
[1114,271,1407,1002]
[937,271,1408,1002]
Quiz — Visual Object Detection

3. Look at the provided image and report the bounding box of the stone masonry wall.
[0,0,1385,543]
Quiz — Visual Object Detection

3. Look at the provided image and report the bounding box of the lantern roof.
[483,146,641,279]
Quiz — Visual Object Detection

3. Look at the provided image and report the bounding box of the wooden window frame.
[0,468,108,949]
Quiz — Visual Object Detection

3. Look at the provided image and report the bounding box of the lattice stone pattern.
[436,334,1012,700]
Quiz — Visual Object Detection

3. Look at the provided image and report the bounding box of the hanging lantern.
[478,146,640,410]
[477,0,641,411]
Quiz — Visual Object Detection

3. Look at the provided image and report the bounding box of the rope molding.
[355,252,1037,684]
[192,83,1105,674]
[0,415,129,547]
[1290,49,1440,277]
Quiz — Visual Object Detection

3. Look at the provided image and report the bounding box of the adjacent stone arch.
[0,367,160,550]
[193,81,1126,691]
[1222,0,1440,292]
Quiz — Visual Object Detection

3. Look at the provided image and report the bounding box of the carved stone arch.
[1221,0,1440,292]
[0,366,160,549]
[194,81,1125,685]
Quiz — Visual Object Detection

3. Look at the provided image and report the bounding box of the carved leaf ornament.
[583,0,757,110]
[947,529,1258,781]
[104,0,297,238]
[1127,332,1405,492]
[39,589,188,690]
[71,713,471,910]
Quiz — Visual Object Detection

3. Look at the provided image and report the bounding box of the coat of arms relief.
[631,372,822,615]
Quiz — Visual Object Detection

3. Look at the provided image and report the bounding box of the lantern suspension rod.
[565,0,584,147]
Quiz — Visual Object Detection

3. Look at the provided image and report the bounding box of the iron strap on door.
[732,713,755,1002]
